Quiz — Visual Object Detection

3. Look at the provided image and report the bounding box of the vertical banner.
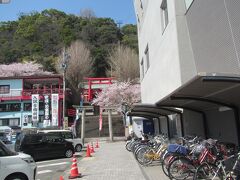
[99,107,103,131]
[51,94,59,126]
[32,94,39,122]
[43,95,50,127]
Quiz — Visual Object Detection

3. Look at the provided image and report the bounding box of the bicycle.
[193,152,240,180]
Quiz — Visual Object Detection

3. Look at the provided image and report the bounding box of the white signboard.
[51,94,59,126]
[44,95,50,120]
[32,94,39,122]
[43,94,50,127]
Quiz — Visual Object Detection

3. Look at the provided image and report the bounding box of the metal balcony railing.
[22,89,63,96]
[0,90,22,97]
[0,89,64,98]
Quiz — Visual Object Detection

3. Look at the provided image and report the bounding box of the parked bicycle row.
[126,134,240,180]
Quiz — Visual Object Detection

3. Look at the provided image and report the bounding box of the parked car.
[0,140,37,180]
[0,132,15,151]
[15,133,74,160]
[37,129,83,152]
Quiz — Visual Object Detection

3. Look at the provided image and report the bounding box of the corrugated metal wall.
[186,0,240,74]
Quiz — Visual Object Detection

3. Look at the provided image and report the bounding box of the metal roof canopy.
[127,111,160,119]
[131,103,182,116]
[156,75,240,110]
[127,104,181,137]
[156,74,240,144]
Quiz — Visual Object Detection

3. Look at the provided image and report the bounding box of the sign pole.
[108,109,113,142]
[81,109,86,145]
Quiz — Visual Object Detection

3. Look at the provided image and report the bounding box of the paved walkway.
[63,140,168,180]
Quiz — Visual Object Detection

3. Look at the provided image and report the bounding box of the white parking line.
[37,162,69,168]
[37,170,52,174]
[36,158,70,164]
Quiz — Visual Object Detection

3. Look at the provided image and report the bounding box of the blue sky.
[0,0,136,24]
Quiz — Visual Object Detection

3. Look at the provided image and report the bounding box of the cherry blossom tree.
[0,62,53,77]
[92,81,141,112]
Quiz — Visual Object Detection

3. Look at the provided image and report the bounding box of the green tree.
[91,47,109,77]
[121,24,138,52]
[0,9,138,77]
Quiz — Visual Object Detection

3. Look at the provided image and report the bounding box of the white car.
[37,129,83,152]
[0,140,37,180]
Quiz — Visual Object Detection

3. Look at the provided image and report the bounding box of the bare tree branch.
[56,40,92,92]
[80,8,96,19]
[108,45,140,82]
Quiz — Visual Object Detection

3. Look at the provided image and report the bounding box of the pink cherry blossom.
[92,81,141,112]
[0,62,53,77]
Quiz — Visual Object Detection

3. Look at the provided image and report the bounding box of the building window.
[0,85,10,94]
[137,14,140,24]
[0,119,8,126]
[161,0,169,33]
[0,118,19,126]
[8,104,21,111]
[145,45,150,71]
[0,104,7,112]
[24,103,31,111]
[0,103,21,112]
[140,0,143,9]
[9,118,19,126]
[141,58,144,79]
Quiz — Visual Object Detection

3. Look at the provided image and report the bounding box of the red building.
[0,75,66,128]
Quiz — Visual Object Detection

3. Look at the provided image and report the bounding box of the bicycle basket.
[167,144,188,155]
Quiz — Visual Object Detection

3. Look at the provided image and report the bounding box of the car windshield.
[0,132,8,141]
[0,140,18,156]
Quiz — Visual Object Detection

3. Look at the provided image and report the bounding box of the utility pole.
[62,48,69,129]
[116,20,123,54]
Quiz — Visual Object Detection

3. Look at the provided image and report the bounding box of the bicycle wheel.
[141,149,154,166]
[159,149,167,164]
[168,156,195,180]
[125,141,132,151]
[134,144,147,159]
[193,162,223,180]
[161,152,176,177]
[136,146,149,165]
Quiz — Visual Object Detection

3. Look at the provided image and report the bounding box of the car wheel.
[65,149,74,158]
[75,144,82,152]
[6,173,28,180]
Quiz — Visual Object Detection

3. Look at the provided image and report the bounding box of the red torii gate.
[84,77,114,102]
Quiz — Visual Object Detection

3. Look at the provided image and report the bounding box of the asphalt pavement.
[61,140,168,180]
[36,153,83,180]
[35,140,169,180]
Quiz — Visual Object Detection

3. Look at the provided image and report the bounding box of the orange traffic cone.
[59,176,64,180]
[95,139,99,148]
[86,144,91,157]
[90,142,95,153]
[69,154,81,179]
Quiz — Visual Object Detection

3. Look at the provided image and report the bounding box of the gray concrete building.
[133,0,240,145]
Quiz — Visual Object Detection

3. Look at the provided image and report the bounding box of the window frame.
[0,85,10,94]
[161,0,169,33]
[0,103,21,112]
[144,45,150,71]
[140,58,144,80]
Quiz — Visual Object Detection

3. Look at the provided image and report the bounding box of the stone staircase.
[75,114,125,138]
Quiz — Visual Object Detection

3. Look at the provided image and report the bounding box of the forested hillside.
[0,9,138,77]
